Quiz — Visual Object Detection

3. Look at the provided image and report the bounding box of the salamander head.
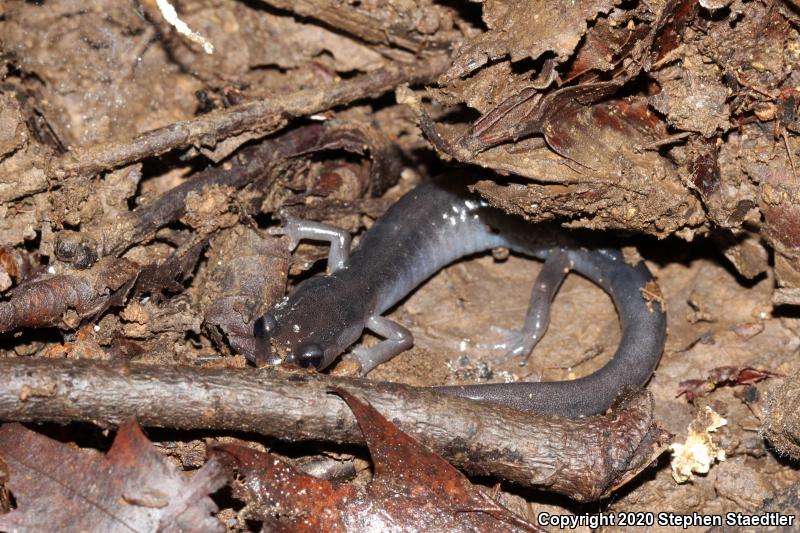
[252,276,365,370]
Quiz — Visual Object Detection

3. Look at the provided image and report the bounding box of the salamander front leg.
[269,214,352,273]
[349,316,413,375]
[490,249,571,366]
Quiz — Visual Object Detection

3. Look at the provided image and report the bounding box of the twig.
[55,121,399,268]
[634,131,693,152]
[54,124,328,268]
[3,58,448,204]
[255,0,458,53]
[154,0,214,54]
[0,358,670,502]
[782,130,797,179]
[51,60,447,180]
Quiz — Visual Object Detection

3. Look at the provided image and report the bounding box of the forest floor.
[1,0,800,531]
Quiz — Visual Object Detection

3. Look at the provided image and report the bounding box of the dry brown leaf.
[0,422,230,533]
[214,389,542,532]
[445,0,619,80]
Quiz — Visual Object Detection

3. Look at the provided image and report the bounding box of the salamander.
[252,175,666,417]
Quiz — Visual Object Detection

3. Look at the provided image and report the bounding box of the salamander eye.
[297,344,324,369]
[254,314,277,338]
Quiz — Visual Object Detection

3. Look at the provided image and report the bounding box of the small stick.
[55,124,328,266]
[4,58,448,203]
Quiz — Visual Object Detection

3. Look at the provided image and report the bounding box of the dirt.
[2,0,800,530]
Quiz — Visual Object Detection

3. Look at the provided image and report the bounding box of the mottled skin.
[253,176,666,416]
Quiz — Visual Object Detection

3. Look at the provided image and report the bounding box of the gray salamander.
[253,175,666,417]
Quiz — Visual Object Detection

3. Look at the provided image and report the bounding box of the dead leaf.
[445,0,618,81]
[214,388,542,532]
[677,366,781,401]
[0,422,230,533]
[0,257,139,334]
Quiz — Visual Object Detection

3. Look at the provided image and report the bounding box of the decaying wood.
[0,358,669,502]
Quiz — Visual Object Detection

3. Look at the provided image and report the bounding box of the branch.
[54,120,400,270]
[53,124,327,269]
[256,0,458,53]
[4,58,448,204]
[0,358,670,502]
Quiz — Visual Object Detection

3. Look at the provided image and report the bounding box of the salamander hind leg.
[486,248,571,366]
[348,315,413,375]
[269,214,352,273]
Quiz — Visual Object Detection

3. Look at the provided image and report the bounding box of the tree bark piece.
[0,358,670,502]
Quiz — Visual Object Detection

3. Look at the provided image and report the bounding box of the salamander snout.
[252,275,366,371]
[252,309,329,369]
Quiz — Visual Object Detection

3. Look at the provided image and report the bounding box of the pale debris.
[156,0,214,54]
[670,405,727,483]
